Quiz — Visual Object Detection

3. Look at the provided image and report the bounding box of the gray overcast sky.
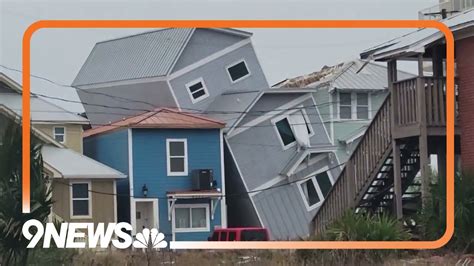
[1,0,437,111]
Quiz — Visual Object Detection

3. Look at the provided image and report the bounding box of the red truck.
[208,227,270,241]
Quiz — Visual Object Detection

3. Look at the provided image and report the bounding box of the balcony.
[392,76,459,139]
[418,0,474,20]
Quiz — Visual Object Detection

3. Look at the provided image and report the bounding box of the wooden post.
[437,140,446,220]
[392,140,403,218]
[346,160,356,208]
[417,54,431,209]
[388,60,403,218]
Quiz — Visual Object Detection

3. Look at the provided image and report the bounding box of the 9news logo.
[22,219,168,249]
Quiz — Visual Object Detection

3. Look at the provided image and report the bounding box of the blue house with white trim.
[83,108,226,241]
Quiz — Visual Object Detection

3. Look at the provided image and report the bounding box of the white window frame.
[336,91,371,121]
[70,180,92,219]
[53,126,66,144]
[226,59,251,84]
[271,107,315,150]
[185,78,209,104]
[172,204,210,233]
[297,167,334,212]
[271,115,297,150]
[166,139,188,176]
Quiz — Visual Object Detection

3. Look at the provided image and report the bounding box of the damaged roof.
[361,8,474,60]
[275,59,414,91]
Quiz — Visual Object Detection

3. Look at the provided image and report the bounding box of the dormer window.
[226,60,250,83]
[186,78,209,103]
[53,126,66,143]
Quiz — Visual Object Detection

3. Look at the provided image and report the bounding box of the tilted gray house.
[276,60,414,164]
[73,28,341,239]
[207,88,340,239]
[72,28,269,127]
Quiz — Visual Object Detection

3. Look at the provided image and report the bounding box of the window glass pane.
[169,141,185,156]
[72,183,88,198]
[241,230,267,241]
[357,107,369,119]
[357,93,368,106]
[170,158,185,173]
[340,106,352,119]
[72,200,89,216]
[220,232,228,241]
[175,208,190,228]
[188,82,203,93]
[192,89,206,99]
[275,118,296,146]
[316,172,332,198]
[54,127,65,134]
[55,135,65,143]
[228,232,236,241]
[191,208,207,228]
[301,179,320,206]
[228,61,249,81]
[340,93,351,105]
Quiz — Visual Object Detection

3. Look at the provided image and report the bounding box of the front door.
[136,201,154,231]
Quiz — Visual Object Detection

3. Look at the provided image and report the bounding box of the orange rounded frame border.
[22,20,455,250]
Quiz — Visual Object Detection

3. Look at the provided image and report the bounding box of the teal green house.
[277,60,414,164]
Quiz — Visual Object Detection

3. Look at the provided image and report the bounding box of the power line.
[1,64,385,115]
[53,160,345,201]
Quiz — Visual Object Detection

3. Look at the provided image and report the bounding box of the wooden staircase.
[312,76,457,235]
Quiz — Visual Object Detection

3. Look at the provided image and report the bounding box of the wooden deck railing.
[393,77,450,128]
[312,95,393,235]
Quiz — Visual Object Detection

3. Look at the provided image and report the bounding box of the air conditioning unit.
[192,169,214,191]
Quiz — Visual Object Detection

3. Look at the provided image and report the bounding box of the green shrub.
[297,211,410,265]
[418,171,474,252]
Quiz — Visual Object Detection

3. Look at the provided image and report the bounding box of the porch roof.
[167,189,222,199]
[361,8,474,61]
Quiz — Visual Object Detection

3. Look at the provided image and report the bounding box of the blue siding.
[132,128,223,241]
[83,129,130,222]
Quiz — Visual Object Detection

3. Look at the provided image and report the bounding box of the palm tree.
[0,120,52,265]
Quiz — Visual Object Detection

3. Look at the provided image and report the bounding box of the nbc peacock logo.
[133,228,168,249]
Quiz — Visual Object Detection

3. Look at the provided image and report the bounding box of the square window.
[186,79,209,103]
[167,139,187,176]
[275,118,296,146]
[227,61,250,82]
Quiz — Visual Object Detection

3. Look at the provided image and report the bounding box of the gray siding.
[238,93,304,126]
[169,43,268,112]
[252,156,340,240]
[172,29,247,72]
[224,143,261,227]
[228,97,331,190]
[77,80,176,127]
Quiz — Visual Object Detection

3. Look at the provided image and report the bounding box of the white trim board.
[219,129,227,228]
